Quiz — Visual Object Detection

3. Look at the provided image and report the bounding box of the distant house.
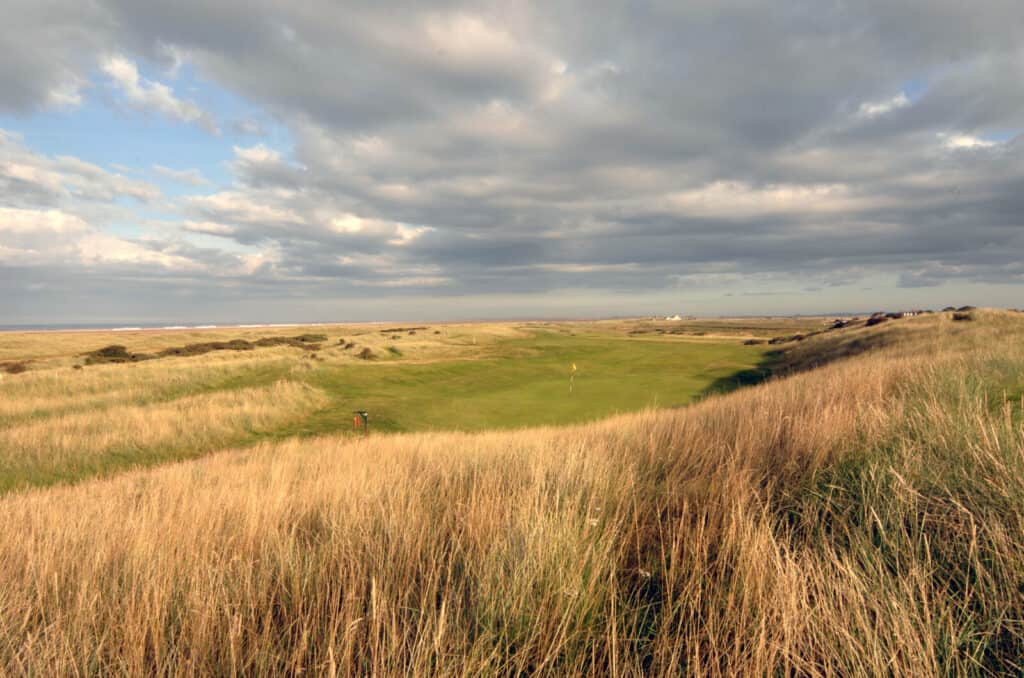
[665,314,683,321]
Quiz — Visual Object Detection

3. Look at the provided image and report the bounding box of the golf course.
[0,317,817,493]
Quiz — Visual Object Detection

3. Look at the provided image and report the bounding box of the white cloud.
[1,130,160,204]
[857,92,910,117]
[231,119,266,136]
[0,206,89,235]
[239,249,279,274]
[77,232,199,269]
[327,214,432,245]
[189,191,303,226]
[354,276,451,287]
[153,164,211,187]
[388,224,433,246]
[663,181,858,218]
[46,75,86,109]
[101,55,218,133]
[938,132,997,150]
[233,144,281,165]
[183,220,236,236]
[0,207,195,270]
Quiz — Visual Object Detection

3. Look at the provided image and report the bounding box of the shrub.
[84,345,150,364]
[387,346,403,356]
[357,348,375,360]
[0,361,29,374]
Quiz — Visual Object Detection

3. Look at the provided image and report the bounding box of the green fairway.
[283,330,770,436]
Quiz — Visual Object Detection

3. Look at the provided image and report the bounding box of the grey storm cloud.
[1,0,1024,321]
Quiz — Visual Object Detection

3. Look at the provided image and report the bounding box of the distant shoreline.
[0,313,867,334]
[0,321,367,334]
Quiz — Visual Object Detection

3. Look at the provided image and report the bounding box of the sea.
[0,322,337,333]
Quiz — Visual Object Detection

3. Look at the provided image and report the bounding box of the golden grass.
[0,315,824,368]
[0,311,1022,674]
[0,380,327,492]
[0,321,531,366]
[0,356,292,423]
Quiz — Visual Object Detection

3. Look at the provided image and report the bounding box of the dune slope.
[1,311,1023,675]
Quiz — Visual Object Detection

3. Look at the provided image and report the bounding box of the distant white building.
[665,314,683,321]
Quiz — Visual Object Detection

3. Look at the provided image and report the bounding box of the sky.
[1,1,1023,324]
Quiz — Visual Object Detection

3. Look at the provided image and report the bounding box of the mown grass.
[0,310,1021,675]
[295,330,764,435]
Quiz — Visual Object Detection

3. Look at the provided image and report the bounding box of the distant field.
[0,317,821,492]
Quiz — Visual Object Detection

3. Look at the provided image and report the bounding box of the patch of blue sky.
[0,57,293,198]
[984,130,1020,143]
[0,96,231,186]
[901,77,929,102]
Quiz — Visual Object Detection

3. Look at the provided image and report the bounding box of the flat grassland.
[2,311,1023,675]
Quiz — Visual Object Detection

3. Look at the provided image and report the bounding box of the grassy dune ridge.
[0,357,293,424]
[1,311,1023,674]
[0,380,327,493]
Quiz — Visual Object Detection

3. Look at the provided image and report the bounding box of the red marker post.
[353,410,369,436]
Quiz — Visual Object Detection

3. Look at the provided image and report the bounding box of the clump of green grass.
[387,345,403,356]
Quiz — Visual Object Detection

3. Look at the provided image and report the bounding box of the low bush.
[0,361,30,374]
[83,345,151,364]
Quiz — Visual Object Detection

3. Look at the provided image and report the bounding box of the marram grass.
[0,311,1023,675]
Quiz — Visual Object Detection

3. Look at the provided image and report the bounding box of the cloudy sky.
[2,1,1023,324]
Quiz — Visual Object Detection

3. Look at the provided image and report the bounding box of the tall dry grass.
[0,380,326,492]
[0,311,1022,675]
[0,356,291,424]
